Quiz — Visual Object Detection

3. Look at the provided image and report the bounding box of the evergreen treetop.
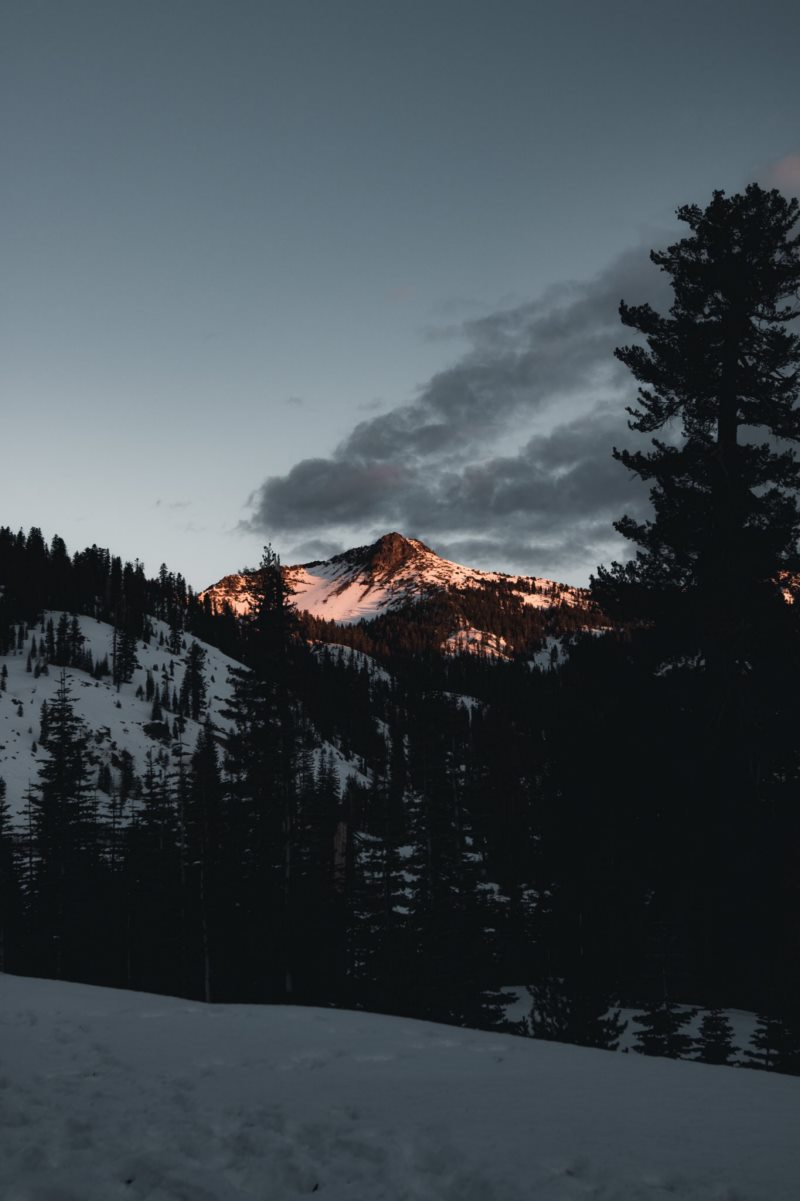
[594,184,800,635]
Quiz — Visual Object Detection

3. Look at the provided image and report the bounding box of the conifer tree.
[112,624,138,688]
[589,185,800,1027]
[747,1011,800,1074]
[54,613,70,666]
[633,998,696,1059]
[222,544,300,1000]
[344,734,413,1011]
[117,749,138,812]
[695,1007,739,1066]
[123,750,181,993]
[186,719,224,1001]
[287,744,342,1001]
[593,184,800,640]
[0,775,21,973]
[28,671,93,978]
[526,978,627,1050]
[180,641,207,721]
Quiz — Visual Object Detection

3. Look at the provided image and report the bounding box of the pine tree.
[186,719,224,1001]
[0,775,22,973]
[117,749,138,810]
[396,693,501,1026]
[284,744,341,1002]
[168,616,184,657]
[54,613,70,666]
[593,184,800,642]
[694,1007,739,1066]
[344,741,412,1012]
[123,750,181,994]
[633,998,696,1059]
[590,185,800,1029]
[747,1011,800,1074]
[112,624,138,688]
[180,640,207,721]
[525,978,627,1051]
[748,1012,781,1071]
[68,617,84,666]
[28,670,94,978]
[221,545,300,1001]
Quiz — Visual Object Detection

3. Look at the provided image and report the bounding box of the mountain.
[202,532,598,656]
[4,522,796,1073]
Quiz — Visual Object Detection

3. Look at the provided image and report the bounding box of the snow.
[0,614,365,817]
[440,691,485,714]
[528,635,567,671]
[1,973,798,1201]
[288,563,397,624]
[442,626,512,659]
[309,642,394,686]
[0,614,238,816]
[503,988,761,1064]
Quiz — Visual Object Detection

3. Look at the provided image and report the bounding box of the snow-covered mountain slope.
[0,614,363,817]
[202,532,587,627]
[2,973,798,1201]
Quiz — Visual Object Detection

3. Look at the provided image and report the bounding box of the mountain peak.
[201,532,587,630]
[364,532,432,574]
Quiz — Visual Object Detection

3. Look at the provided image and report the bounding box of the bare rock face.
[362,533,429,578]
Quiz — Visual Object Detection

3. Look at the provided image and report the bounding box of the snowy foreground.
[2,976,799,1201]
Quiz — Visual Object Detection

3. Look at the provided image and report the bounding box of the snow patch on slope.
[0,614,366,815]
[443,626,512,659]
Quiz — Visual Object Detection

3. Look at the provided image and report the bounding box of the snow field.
[1,973,799,1201]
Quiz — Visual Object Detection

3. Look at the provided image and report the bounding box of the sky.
[2,0,799,589]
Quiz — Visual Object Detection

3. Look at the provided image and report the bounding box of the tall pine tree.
[593,184,800,644]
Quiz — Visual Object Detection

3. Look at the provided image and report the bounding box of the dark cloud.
[250,458,410,529]
[284,537,346,564]
[245,241,673,582]
[431,524,630,580]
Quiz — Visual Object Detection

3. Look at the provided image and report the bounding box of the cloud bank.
[246,243,674,583]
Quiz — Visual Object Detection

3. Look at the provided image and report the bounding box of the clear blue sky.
[2,0,798,586]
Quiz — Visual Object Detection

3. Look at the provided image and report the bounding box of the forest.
[1,184,799,1075]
